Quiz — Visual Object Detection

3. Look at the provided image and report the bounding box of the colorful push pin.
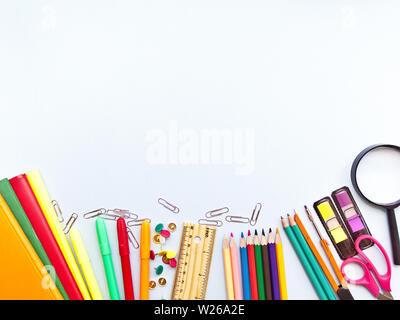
[166,250,176,259]
[159,235,166,245]
[160,229,170,238]
[150,250,155,260]
[169,258,177,268]
[153,233,160,244]
[168,222,176,232]
[155,223,164,233]
[155,265,164,275]
[149,280,156,289]
[162,254,170,264]
[158,250,168,256]
[158,277,167,286]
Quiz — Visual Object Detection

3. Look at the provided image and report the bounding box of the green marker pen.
[96,218,120,300]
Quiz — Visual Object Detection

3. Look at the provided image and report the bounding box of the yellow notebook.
[0,194,63,300]
[26,169,91,300]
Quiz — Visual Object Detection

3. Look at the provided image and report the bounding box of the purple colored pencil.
[267,228,280,300]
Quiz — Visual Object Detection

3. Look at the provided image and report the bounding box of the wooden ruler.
[171,222,217,300]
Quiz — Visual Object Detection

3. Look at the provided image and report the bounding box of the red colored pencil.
[247,230,258,300]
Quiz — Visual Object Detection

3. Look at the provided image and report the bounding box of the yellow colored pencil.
[275,228,287,300]
[223,234,234,300]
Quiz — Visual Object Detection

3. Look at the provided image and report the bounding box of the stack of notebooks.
[0,170,91,300]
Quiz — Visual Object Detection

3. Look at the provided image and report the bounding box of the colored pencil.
[267,228,280,300]
[246,230,258,300]
[275,228,287,300]
[223,234,234,300]
[304,205,349,289]
[294,212,339,293]
[230,233,243,300]
[261,229,273,300]
[281,216,328,300]
[253,230,266,300]
[240,232,251,300]
[288,214,336,300]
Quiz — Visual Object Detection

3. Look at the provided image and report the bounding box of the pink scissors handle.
[355,235,392,292]
[341,256,381,298]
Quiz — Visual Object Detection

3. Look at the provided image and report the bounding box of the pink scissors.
[341,235,394,300]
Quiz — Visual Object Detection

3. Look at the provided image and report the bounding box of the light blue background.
[0,1,399,300]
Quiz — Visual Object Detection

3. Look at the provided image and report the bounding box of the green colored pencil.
[253,230,266,300]
[281,217,328,300]
[288,214,337,300]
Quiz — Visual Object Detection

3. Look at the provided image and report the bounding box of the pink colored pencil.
[230,233,243,300]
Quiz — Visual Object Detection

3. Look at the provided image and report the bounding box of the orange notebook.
[0,194,63,300]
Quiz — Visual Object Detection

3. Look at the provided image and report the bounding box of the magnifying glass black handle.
[387,208,400,265]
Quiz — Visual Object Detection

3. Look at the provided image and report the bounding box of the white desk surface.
[0,1,399,300]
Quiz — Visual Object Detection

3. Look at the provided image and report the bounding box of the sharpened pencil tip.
[248,230,251,236]
[230,232,234,238]
[304,205,308,210]
[262,228,265,236]
[269,227,272,233]
[254,229,258,236]
[241,232,244,238]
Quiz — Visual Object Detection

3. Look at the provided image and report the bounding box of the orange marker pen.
[140,220,150,300]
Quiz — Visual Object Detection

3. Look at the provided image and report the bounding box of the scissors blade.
[377,291,394,300]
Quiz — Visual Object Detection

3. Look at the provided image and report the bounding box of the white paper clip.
[63,213,78,234]
[225,215,250,223]
[205,207,229,218]
[127,218,151,227]
[198,219,223,227]
[52,200,64,223]
[158,198,179,214]
[107,209,138,220]
[250,203,262,226]
[127,226,139,249]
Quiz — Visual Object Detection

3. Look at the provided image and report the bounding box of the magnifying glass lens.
[356,147,400,204]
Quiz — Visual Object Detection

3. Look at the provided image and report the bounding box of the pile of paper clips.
[83,208,149,249]
[198,203,262,227]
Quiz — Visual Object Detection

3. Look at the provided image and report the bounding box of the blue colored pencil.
[267,228,281,300]
[240,232,251,300]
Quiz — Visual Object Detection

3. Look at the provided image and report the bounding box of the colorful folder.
[0,178,69,299]
[0,194,63,299]
[9,174,83,300]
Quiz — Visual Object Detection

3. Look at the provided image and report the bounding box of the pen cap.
[140,220,150,259]
[96,218,111,256]
[117,218,130,256]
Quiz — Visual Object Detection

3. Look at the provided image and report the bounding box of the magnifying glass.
[351,144,400,265]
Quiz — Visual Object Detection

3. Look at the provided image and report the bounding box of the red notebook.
[9,174,83,300]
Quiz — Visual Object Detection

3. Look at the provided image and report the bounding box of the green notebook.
[0,178,69,300]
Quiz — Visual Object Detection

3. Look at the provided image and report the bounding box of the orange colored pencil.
[294,212,339,292]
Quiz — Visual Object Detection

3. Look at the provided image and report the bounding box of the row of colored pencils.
[223,229,287,300]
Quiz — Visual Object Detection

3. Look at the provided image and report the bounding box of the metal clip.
[250,203,262,226]
[127,226,139,249]
[52,200,64,223]
[205,207,229,218]
[158,198,179,214]
[127,218,151,227]
[83,208,108,220]
[198,219,223,227]
[63,213,78,234]
[107,209,138,220]
[225,215,250,223]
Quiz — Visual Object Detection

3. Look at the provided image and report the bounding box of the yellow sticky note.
[331,227,348,243]
[317,202,336,220]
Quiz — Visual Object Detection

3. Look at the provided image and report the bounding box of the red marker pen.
[117,218,135,300]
